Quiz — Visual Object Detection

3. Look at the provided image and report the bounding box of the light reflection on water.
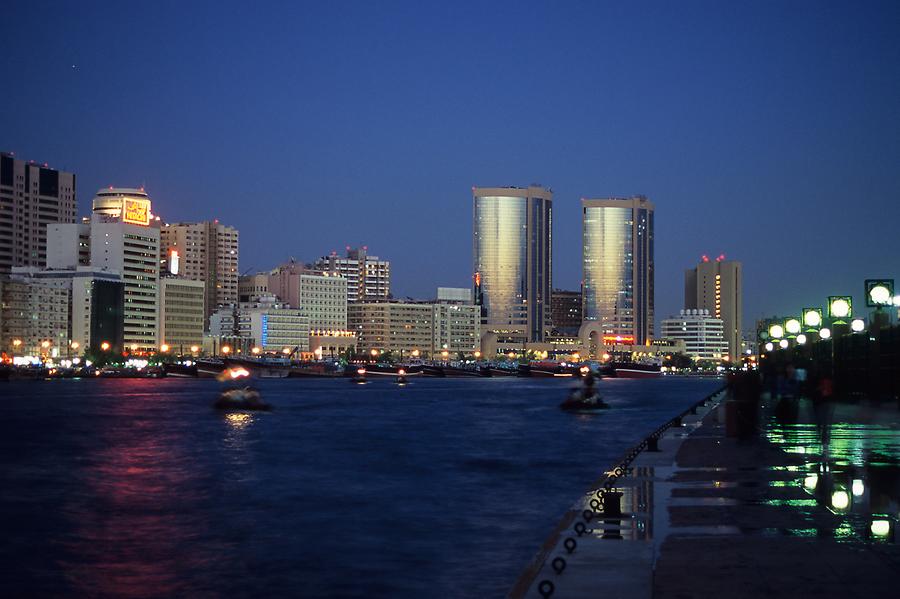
[766,396,900,544]
[0,376,723,597]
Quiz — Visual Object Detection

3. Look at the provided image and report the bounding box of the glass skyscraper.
[582,196,654,345]
[473,186,552,343]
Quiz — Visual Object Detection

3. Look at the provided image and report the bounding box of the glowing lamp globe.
[796,334,807,345]
[778,339,788,349]
[784,318,801,335]
[768,324,784,339]
[764,342,774,352]
[829,298,851,319]
[803,309,822,328]
[819,328,832,340]
[869,285,891,305]
[850,319,865,333]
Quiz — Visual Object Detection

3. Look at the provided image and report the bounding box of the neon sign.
[602,335,634,345]
[122,197,151,226]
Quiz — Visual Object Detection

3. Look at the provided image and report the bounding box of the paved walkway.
[515,391,899,598]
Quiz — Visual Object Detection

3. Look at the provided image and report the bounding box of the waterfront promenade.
[516,387,899,598]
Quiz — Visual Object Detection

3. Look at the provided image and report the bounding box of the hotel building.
[660,309,729,360]
[49,188,160,352]
[0,152,76,270]
[314,247,390,303]
[472,185,552,344]
[160,221,239,325]
[582,196,654,346]
[685,256,742,360]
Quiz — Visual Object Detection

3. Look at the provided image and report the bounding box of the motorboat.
[559,390,609,412]
[214,387,271,411]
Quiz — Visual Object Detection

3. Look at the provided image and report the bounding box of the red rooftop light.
[701,255,710,262]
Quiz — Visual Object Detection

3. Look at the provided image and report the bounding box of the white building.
[432,303,480,356]
[209,298,309,353]
[660,309,729,360]
[49,188,161,352]
[1,271,70,358]
[266,262,348,331]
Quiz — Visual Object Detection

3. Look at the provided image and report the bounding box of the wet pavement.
[518,391,899,598]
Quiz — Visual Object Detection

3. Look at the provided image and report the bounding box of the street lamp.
[796,334,807,345]
[827,296,852,322]
[819,328,832,340]
[251,346,261,355]
[101,341,111,351]
[764,342,774,352]
[160,344,170,353]
[221,345,231,355]
[768,323,784,340]
[784,318,802,336]
[411,349,420,358]
[850,319,866,333]
[41,340,51,350]
[778,339,789,349]
[864,279,894,307]
[802,308,823,330]
[190,345,200,354]
[473,350,481,360]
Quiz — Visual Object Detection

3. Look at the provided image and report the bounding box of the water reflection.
[766,395,899,544]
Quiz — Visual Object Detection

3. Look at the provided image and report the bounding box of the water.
[0,376,721,598]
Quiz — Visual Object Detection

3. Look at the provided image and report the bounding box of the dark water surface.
[0,376,721,598]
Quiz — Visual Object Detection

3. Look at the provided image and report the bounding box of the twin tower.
[472,186,654,347]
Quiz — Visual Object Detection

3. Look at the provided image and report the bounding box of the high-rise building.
[159,221,239,325]
[0,153,76,271]
[349,302,433,356]
[49,188,160,351]
[582,196,654,345]
[159,277,205,352]
[238,272,269,302]
[660,309,728,360]
[1,270,70,358]
[472,185,552,344]
[684,255,742,360]
[550,289,582,336]
[314,247,390,303]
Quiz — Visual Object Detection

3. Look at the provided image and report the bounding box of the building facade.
[238,272,269,302]
[209,299,309,353]
[582,196,655,346]
[266,261,348,331]
[160,221,239,326]
[349,302,433,356]
[432,303,480,356]
[660,309,729,360]
[0,153,76,271]
[0,272,70,358]
[550,289,582,336]
[684,256,742,360]
[159,277,205,352]
[314,247,390,303]
[472,185,552,344]
[49,188,160,351]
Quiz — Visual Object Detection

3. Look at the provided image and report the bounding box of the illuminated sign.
[122,197,151,226]
[603,335,635,345]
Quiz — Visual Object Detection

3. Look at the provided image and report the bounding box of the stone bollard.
[603,490,623,516]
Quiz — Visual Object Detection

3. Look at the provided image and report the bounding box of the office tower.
[314,247,390,303]
[0,271,70,357]
[159,277,205,352]
[660,309,729,360]
[582,196,655,345]
[159,221,239,324]
[472,185,552,344]
[0,152,76,270]
[684,255,742,360]
[49,188,160,351]
[550,289,583,336]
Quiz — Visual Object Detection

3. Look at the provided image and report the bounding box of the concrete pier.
[513,388,899,598]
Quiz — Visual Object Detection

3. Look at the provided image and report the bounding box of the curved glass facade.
[473,187,552,342]
[582,197,654,344]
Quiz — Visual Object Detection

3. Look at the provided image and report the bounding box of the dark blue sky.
[4,1,899,329]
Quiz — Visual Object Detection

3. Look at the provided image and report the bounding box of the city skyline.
[3,1,899,326]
